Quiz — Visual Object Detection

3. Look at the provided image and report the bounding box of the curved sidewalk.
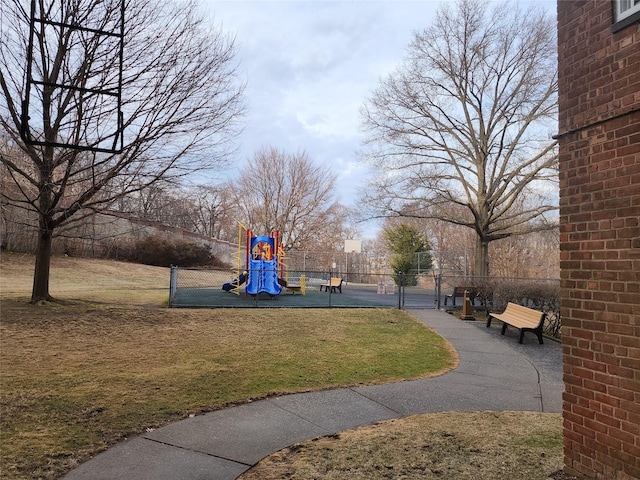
[63,309,564,480]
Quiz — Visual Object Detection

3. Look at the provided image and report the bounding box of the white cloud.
[202,0,556,226]
[203,1,450,203]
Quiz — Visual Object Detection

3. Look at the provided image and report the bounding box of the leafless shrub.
[470,277,561,339]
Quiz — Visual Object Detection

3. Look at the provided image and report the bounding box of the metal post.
[169,265,177,307]
[328,268,332,307]
[345,252,348,283]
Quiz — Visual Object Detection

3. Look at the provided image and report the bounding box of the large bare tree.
[231,146,347,251]
[360,0,558,277]
[0,0,245,302]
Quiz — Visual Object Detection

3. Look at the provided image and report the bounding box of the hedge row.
[115,236,228,268]
[469,278,561,338]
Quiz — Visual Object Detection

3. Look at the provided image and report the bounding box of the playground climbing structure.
[245,229,283,297]
[224,223,305,297]
[225,222,249,295]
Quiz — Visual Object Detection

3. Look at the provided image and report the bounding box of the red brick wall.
[557,1,640,479]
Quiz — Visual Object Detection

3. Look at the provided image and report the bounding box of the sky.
[200,0,556,238]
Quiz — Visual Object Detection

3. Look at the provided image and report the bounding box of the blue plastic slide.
[222,271,247,292]
[245,259,282,296]
[245,235,282,296]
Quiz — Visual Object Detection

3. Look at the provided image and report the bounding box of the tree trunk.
[474,236,489,278]
[31,225,54,303]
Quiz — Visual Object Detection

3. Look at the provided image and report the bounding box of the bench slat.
[320,277,343,293]
[486,302,545,344]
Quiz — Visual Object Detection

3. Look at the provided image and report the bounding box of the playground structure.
[246,231,281,296]
[223,223,306,298]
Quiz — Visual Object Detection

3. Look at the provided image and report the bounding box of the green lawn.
[0,254,456,480]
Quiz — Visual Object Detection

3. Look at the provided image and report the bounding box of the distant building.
[557,1,639,479]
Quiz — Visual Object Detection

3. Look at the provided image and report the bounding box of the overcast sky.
[201,0,556,238]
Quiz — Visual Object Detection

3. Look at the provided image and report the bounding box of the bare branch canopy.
[231,146,345,251]
[360,0,558,276]
[0,0,245,301]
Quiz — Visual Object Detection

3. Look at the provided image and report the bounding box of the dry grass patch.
[0,253,169,304]
[240,411,565,480]
[0,254,455,479]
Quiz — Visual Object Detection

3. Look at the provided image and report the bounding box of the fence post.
[328,268,332,308]
[397,273,404,309]
[436,273,442,309]
[169,265,177,307]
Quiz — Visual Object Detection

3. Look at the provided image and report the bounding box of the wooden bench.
[486,302,545,344]
[285,275,306,295]
[320,277,343,293]
[445,286,476,306]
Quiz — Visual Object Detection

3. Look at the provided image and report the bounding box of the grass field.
[240,412,565,480]
[0,253,456,480]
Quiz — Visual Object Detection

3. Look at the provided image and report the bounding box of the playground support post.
[245,228,252,272]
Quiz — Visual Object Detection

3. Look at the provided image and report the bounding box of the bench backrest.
[330,277,342,286]
[503,302,544,326]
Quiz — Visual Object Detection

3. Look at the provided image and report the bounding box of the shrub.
[393,269,418,287]
[469,277,561,339]
[120,236,218,267]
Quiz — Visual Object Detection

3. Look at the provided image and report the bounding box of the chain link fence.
[168,266,561,338]
[169,267,438,309]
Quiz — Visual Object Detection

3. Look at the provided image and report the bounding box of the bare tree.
[108,180,237,241]
[186,185,230,239]
[360,0,558,277]
[153,184,237,240]
[490,226,559,279]
[231,146,346,250]
[0,0,245,302]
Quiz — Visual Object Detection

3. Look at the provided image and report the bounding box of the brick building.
[557,1,640,479]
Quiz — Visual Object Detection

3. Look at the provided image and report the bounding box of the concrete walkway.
[63,309,564,480]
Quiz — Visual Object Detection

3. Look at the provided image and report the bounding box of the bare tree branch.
[360,0,558,275]
[0,0,245,301]
[230,146,348,251]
